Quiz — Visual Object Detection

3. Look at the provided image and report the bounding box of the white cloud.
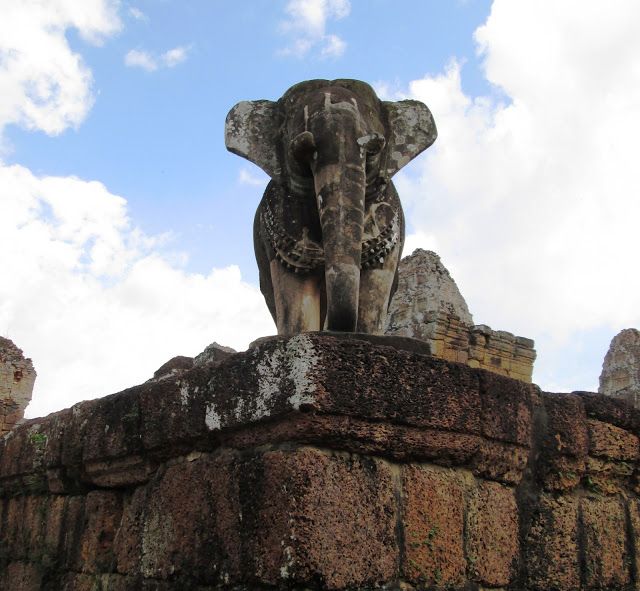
[394,0,640,391]
[161,45,190,68]
[279,0,350,58]
[124,45,191,71]
[320,34,346,58]
[0,1,273,418]
[0,0,121,138]
[0,163,274,419]
[128,7,147,21]
[124,49,158,71]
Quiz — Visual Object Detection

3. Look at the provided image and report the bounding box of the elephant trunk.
[314,161,366,331]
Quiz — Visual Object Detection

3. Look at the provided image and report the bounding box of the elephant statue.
[225,79,436,335]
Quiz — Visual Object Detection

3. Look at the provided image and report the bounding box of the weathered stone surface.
[599,328,640,408]
[466,481,519,587]
[243,448,397,589]
[118,452,241,583]
[581,495,629,588]
[524,494,580,591]
[385,250,536,382]
[478,371,533,445]
[587,418,639,461]
[193,341,236,366]
[0,336,36,435]
[204,333,482,435]
[386,248,473,333]
[0,335,636,590]
[227,80,436,335]
[542,392,589,458]
[402,465,467,587]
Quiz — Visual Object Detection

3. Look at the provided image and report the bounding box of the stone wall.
[387,249,536,382]
[0,337,36,436]
[0,334,636,590]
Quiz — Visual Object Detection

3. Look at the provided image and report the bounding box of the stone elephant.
[225,79,436,335]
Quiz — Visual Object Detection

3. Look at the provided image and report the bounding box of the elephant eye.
[358,133,385,156]
[289,131,317,164]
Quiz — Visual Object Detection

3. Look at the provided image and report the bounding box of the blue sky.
[1,0,639,417]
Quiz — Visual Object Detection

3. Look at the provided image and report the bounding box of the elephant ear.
[382,100,437,179]
[225,100,282,182]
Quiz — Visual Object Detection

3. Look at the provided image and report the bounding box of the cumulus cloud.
[124,49,158,71]
[396,0,640,391]
[279,0,350,58]
[0,163,274,418]
[0,0,121,138]
[0,2,272,418]
[124,45,191,71]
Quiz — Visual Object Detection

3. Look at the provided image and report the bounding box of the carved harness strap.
[260,182,400,274]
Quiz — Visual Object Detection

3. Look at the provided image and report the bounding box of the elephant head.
[225,79,436,334]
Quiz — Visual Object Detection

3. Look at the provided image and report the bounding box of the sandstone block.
[588,418,639,461]
[466,480,519,587]
[204,334,482,435]
[115,451,241,584]
[402,465,467,587]
[0,561,42,591]
[542,393,588,458]
[626,499,640,590]
[478,371,533,445]
[581,495,629,588]
[79,491,122,574]
[524,494,580,591]
[242,448,398,589]
[578,390,640,432]
[470,440,529,485]
[139,374,207,455]
[585,456,634,495]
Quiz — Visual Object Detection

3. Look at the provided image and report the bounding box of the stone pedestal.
[0,334,637,590]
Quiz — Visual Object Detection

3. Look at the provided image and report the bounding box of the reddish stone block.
[139,374,207,454]
[470,440,528,485]
[585,456,634,495]
[224,414,482,466]
[204,335,482,436]
[117,451,241,584]
[78,491,123,574]
[466,481,519,587]
[4,496,28,559]
[478,372,534,445]
[114,487,147,576]
[539,454,585,492]
[627,499,640,590]
[402,465,467,588]
[577,391,640,432]
[581,495,629,588]
[42,495,65,563]
[588,419,639,461]
[542,393,588,458]
[0,561,42,591]
[82,388,143,464]
[524,494,580,591]
[60,496,86,571]
[240,448,398,589]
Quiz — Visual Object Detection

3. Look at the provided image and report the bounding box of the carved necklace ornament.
[260,182,400,274]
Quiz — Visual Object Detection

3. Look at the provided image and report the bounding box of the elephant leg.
[356,245,401,335]
[270,261,322,335]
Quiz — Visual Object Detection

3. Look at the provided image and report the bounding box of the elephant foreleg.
[270,261,323,335]
[356,245,401,334]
